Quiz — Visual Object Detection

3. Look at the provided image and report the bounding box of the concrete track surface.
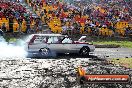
[93,48,132,58]
[0,48,132,88]
[0,58,131,88]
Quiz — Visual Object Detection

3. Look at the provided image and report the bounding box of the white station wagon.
[25,34,95,57]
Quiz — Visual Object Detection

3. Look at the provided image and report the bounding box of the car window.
[34,39,41,44]
[54,37,59,43]
[33,37,42,44]
[62,37,72,43]
[47,36,65,44]
[33,36,47,44]
[42,36,47,43]
[47,37,53,43]
[53,37,64,43]
[32,36,67,44]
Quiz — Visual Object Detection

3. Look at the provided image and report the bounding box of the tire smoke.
[0,36,27,58]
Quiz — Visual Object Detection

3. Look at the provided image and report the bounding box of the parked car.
[25,34,95,57]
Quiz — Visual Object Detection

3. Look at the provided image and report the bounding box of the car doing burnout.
[25,34,95,57]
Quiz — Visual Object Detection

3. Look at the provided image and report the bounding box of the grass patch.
[110,58,132,68]
[93,41,132,48]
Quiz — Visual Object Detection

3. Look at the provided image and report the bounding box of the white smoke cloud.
[0,36,28,58]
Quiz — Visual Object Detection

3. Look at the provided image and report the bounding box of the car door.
[61,37,79,53]
[46,36,66,53]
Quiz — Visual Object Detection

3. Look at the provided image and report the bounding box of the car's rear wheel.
[39,48,51,57]
[79,47,90,56]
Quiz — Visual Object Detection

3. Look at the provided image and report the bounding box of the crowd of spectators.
[0,0,26,19]
[26,0,132,37]
[0,0,131,38]
[0,0,43,34]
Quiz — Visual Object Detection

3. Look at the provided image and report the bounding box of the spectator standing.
[18,16,23,33]
[1,23,6,32]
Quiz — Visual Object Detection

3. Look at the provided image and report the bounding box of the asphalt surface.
[0,48,131,88]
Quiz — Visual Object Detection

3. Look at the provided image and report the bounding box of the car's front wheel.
[79,47,90,56]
